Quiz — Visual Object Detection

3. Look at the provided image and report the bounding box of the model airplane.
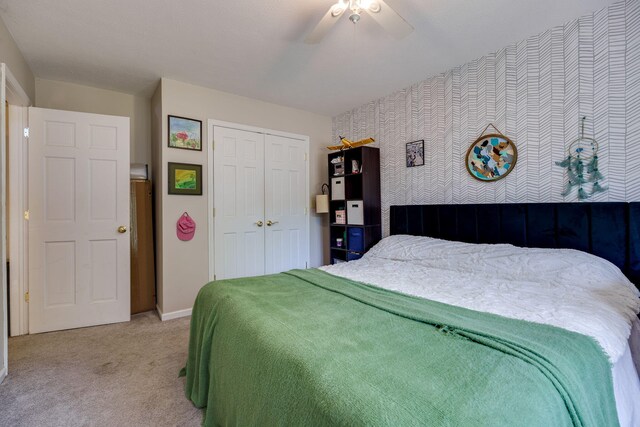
[327,136,375,150]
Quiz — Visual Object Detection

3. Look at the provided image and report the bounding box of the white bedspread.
[320,235,640,363]
[321,234,640,426]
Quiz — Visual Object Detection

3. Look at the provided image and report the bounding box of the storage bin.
[347,252,363,261]
[347,227,365,252]
[331,177,345,200]
[347,200,364,225]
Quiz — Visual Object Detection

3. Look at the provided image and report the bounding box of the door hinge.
[304,152,308,161]
[212,208,215,217]
[305,262,308,269]
[24,291,29,303]
[23,210,29,220]
[211,140,215,150]
[23,127,29,138]
[304,207,308,215]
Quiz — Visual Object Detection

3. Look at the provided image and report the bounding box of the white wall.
[0,16,34,102]
[153,78,332,316]
[35,79,152,177]
[334,0,640,235]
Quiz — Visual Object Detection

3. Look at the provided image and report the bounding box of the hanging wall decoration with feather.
[555,117,606,200]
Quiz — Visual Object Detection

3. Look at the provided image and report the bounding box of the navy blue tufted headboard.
[389,203,640,290]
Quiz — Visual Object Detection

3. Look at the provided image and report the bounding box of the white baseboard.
[156,305,192,321]
[0,366,7,384]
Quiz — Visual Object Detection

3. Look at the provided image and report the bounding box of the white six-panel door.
[28,107,130,333]
[264,134,309,274]
[214,127,266,279]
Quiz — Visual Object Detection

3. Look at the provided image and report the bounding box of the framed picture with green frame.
[168,162,202,195]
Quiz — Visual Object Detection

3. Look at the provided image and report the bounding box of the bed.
[183,202,640,427]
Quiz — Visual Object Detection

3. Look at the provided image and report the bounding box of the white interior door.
[28,107,130,334]
[264,134,309,274]
[1,65,7,382]
[213,126,265,279]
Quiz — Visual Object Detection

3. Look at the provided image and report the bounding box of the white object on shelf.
[331,177,345,200]
[130,163,148,180]
[347,200,364,225]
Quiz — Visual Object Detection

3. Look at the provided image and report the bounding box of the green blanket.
[183,269,618,427]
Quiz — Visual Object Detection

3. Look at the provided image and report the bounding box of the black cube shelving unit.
[328,146,381,264]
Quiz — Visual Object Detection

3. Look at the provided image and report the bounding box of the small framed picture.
[406,140,425,167]
[168,162,202,195]
[168,115,202,151]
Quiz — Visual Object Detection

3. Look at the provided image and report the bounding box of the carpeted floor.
[0,311,202,426]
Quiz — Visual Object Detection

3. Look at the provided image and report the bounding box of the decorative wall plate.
[465,132,517,182]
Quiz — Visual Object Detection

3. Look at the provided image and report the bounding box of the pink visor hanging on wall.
[177,212,196,241]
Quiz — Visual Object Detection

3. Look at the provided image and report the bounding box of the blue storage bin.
[347,227,365,252]
[347,252,363,261]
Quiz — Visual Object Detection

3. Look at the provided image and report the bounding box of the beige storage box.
[331,177,345,200]
[347,200,364,225]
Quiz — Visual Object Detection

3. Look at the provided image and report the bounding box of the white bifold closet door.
[213,126,308,280]
[214,127,266,279]
[264,134,308,274]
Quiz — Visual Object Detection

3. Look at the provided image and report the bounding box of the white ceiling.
[0,0,616,116]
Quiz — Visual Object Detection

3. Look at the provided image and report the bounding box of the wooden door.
[130,180,155,314]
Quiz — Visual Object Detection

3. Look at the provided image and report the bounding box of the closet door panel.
[265,134,309,274]
[214,127,265,279]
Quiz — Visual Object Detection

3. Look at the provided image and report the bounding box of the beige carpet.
[0,312,202,426]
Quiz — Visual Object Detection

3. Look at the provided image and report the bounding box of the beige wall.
[35,79,152,177]
[155,78,331,315]
[0,16,34,102]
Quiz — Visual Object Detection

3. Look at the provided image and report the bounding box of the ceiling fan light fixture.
[331,3,347,17]
[367,1,381,13]
[305,0,413,44]
[358,0,375,11]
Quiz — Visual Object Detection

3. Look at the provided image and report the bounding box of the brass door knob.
[117,226,127,233]
[266,220,279,226]
[255,221,264,227]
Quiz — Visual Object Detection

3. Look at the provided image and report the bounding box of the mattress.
[321,235,640,427]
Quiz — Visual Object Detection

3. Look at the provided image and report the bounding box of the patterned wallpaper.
[333,0,640,236]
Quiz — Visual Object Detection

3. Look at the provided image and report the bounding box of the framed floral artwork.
[168,115,202,151]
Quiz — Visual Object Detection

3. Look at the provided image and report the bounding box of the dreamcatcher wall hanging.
[555,117,606,200]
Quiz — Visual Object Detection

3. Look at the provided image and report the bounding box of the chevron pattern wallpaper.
[333,0,640,236]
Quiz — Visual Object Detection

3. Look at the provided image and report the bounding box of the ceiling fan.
[305,0,413,44]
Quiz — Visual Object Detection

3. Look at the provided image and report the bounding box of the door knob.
[266,220,279,226]
[117,226,127,233]
[255,221,264,227]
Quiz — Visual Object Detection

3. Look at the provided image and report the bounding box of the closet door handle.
[255,221,264,227]
[266,220,279,226]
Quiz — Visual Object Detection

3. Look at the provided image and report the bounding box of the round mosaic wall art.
[465,133,517,182]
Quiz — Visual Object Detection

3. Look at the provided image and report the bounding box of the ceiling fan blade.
[366,0,413,39]
[305,5,346,44]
